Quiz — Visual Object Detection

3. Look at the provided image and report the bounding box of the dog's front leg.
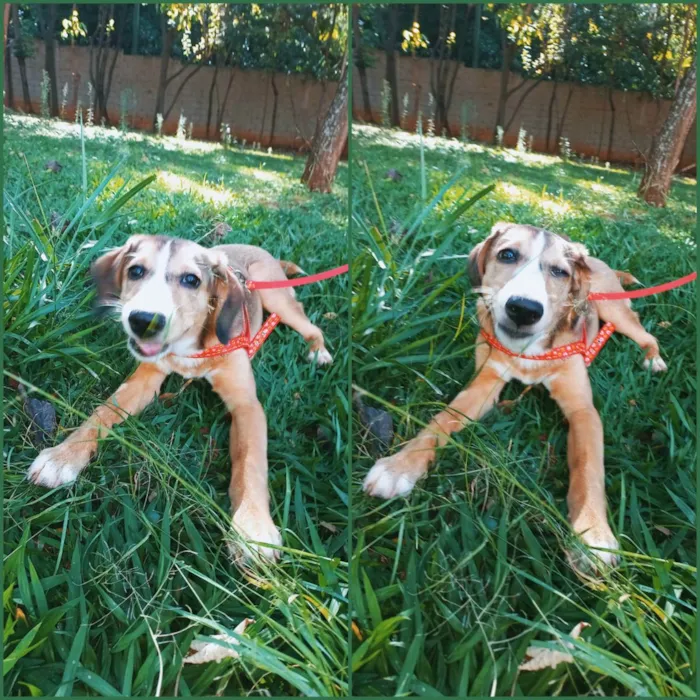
[28,363,168,487]
[548,364,619,568]
[207,352,281,562]
[363,362,506,498]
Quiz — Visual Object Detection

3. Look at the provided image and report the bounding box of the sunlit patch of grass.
[3,112,349,696]
[351,124,695,697]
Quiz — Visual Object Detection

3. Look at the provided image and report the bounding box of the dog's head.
[468,222,590,351]
[91,235,246,361]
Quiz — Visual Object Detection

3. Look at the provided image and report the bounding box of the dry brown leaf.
[184,618,253,665]
[519,622,589,672]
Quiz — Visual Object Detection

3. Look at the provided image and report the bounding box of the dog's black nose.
[505,297,544,326]
[128,311,165,338]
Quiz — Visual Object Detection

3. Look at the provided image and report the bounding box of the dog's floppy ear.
[568,241,592,306]
[210,254,247,344]
[90,240,135,306]
[467,221,513,288]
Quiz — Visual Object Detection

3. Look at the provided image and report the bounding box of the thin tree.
[12,4,33,112]
[40,4,59,116]
[302,56,348,193]
[638,55,696,207]
[384,5,400,126]
[353,4,373,122]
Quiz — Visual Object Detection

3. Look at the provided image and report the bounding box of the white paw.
[643,356,667,373]
[231,507,282,563]
[362,458,419,499]
[574,525,620,569]
[307,348,333,365]
[27,446,85,488]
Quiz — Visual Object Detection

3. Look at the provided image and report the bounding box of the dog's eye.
[127,265,145,280]
[181,273,201,289]
[496,248,519,263]
[550,266,570,278]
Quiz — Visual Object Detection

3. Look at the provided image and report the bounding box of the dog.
[27,234,334,561]
[363,222,667,569]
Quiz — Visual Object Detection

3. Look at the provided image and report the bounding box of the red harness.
[187,264,348,361]
[479,271,696,367]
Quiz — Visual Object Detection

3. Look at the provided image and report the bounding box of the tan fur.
[28,234,334,563]
[365,222,666,571]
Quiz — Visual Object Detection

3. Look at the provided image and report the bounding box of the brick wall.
[6,40,338,150]
[353,51,696,169]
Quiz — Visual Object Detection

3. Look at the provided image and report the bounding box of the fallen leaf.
[184,618,253,664]
[18,385,57,444]
[353,391,393,452]
[519,622,589,672]
[44,160,63,173]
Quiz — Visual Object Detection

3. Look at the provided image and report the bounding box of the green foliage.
[351,124,696,696]
[355,4,696,99]
[3,114,349,696]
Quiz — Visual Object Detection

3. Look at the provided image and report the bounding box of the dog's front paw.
[362,454,426,499]
[230,506,282,563]
[568,521,620,573]
[27,443,92,488]
[643,355,667,373]
[307,348,333,365]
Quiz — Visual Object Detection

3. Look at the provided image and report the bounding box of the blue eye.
[551,266,570,278]
[181,273,201,289]
[496,248,519,263]
[128,265,145,280]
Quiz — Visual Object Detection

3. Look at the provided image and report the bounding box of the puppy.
[364,222,666,569]
[28,234,334,561]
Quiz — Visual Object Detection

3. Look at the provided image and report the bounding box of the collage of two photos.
[3,1,697,697]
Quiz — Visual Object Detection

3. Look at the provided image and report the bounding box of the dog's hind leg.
[27,363,168,487]
[587,257,666,372]
[248,260,332,365]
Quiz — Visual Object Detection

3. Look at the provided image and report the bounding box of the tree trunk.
[352,5,373,122]
[4,4,11,48]
[214,70,235,142]
[11,4,31,112]
[384,5,400,127]
[42,4,59,117]
[153,15,174,130]
[269,72,279,146]
[5,39,14,109]
[545,80,557,151]
[605,87,616,161]
[494,34,514,142]
[302,58,348,193]
[638,56,697,207]
[206,57,219,139]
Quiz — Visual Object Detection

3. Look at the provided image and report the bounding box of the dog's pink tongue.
[138,342,163,357]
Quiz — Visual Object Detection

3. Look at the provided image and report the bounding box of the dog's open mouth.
[129,338,170,358]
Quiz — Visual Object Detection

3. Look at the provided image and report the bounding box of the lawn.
[3,113,349,696]
[350,124,696,696]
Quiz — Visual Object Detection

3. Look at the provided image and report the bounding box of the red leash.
[588,271,696,301]
[482,271,695,366]
[188,263,347,359]
[246,264,349,290]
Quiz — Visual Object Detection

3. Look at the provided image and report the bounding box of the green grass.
[350,124,696,696]
[3,113,349,696]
